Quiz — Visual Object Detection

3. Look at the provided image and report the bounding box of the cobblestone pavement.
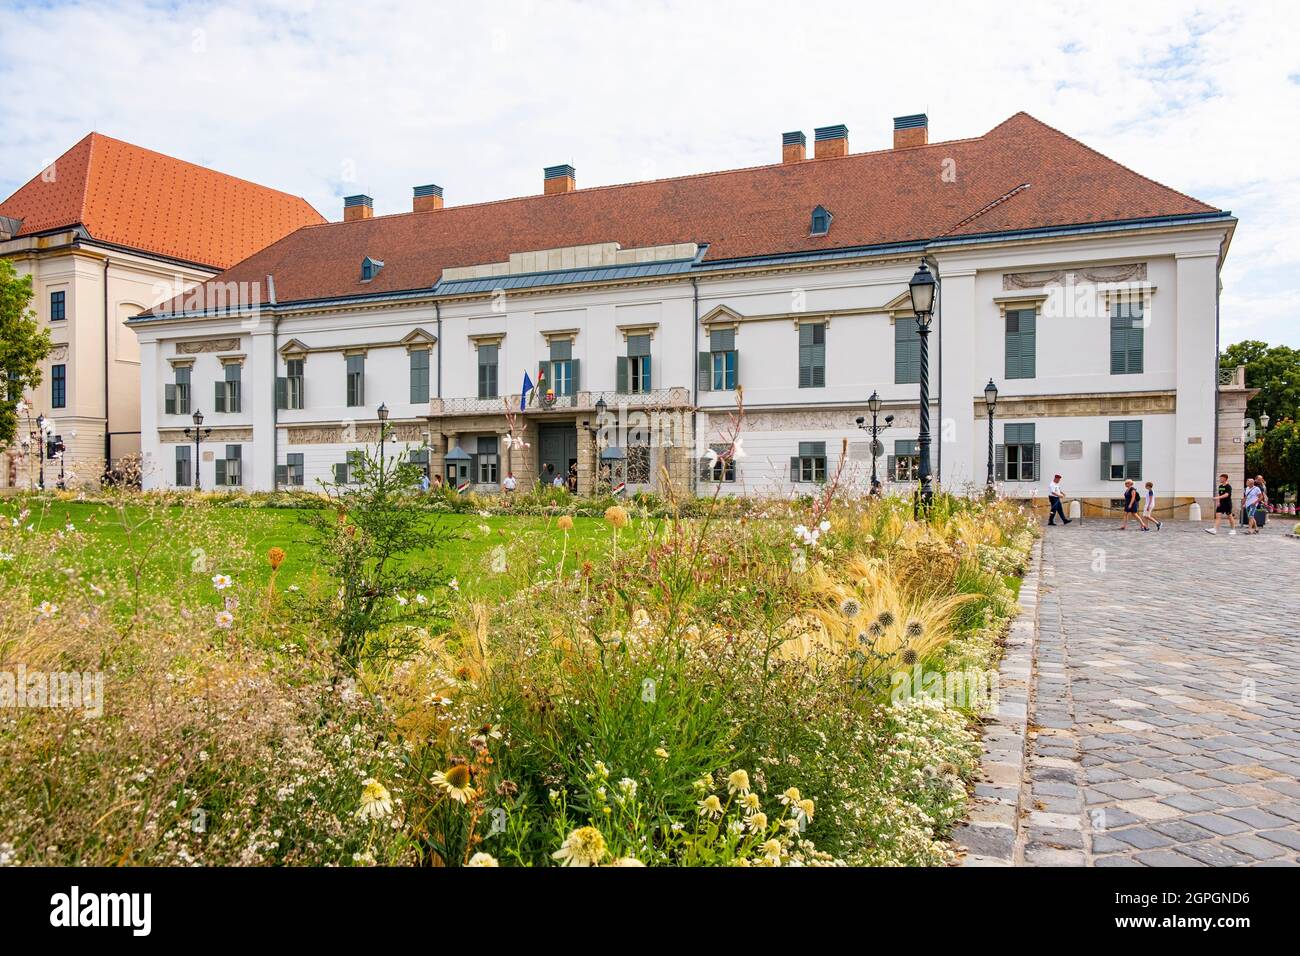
[1019,521,1300,866]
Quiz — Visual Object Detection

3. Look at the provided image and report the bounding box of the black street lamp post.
[908,261,937,516]
[183,409,212,490]
[855,390,893,491]
[581,396,608,493]
[377,402,390,490]
[34,414,47,490]
[984,378,999,487]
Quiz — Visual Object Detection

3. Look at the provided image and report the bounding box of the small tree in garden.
[0,259,51,448]
[295,441,453,669]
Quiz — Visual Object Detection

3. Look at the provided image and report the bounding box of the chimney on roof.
[814,125,848,159]
[782,131,806,164]
[544,164,576,195]
[413,184,444,213]
[893,114,929,149]
[344,194,374,222]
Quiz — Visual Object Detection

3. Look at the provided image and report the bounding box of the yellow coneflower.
[466,852,499,867]
[430,764,475,804]
[552,826,608,867]
[727,770,751,796]
[356,778,393,820]
[605,857,646,867]
[747,812,768,831]
[797,798,816,822]
[742,793,761,813]
[778,787,801,806]
[698,794,724,818]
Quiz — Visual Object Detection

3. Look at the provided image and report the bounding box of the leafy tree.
[293,440,453,670]
[1257,418,1300,501]
[0,259,52,446]
[1221,340,1300,429]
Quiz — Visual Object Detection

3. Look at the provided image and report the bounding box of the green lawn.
[2,498,616,605]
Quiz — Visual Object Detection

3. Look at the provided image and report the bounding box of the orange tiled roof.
[0,133,324,269]
[155,112,1225,311]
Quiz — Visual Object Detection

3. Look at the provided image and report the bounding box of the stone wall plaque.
[1059,440,1083,460]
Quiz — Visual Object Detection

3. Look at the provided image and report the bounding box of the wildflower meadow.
[0,443,1036,867]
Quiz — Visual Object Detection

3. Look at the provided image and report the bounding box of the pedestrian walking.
[1047,473,1072,526]
[1137,480,1162,530]
[1205,473,1234,535]
[1119,479,1140,529]
[502,472,517,493]
[1254,476,1269,531]
[1244,478,1263,534]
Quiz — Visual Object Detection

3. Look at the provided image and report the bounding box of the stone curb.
[954,533,1042,866]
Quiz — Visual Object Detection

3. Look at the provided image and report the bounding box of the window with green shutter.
[619,335,652,394]
[700,328,737,392]
[278,358,304,410]
[346,354,365,406]
[998,423,1038,482]
[1110,298,1144,375]
[215,362,241,413]
[410,349,430,404]
[175,445,192,487]
[1005,308,1037,379]
[548,339,578,396]
[891,439,919,481]
[791,440,827,483]
[1103,420,1142,480]
[798,323,826,388]
[477,343,498,399]
[894,320,921,384]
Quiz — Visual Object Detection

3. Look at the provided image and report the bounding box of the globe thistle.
[906,620,925,639]
[840,598,862,619]
[899,646,919,667]
[877,610,895,628]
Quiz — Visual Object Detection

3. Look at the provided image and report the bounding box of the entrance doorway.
[537,423,577,488]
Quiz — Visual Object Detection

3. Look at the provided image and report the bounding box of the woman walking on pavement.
[1119,479,1141,530]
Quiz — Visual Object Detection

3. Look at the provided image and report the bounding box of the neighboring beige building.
[0,132,322,487]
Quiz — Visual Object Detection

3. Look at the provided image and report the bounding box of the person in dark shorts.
[1119,479,1140,529]
[1206,473,1234,535]
[1047,474,1072,526]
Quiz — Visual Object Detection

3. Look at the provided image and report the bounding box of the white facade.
[133,217,1231,514]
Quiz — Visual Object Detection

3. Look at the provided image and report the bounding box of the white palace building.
[129,112,1241,515]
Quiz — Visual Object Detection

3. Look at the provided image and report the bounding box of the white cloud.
[2,0,1298,344]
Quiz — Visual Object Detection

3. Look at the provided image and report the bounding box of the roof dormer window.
[810,205,832,237]
[361,256,384,281]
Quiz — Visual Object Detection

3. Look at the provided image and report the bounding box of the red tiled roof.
[0,133,324,270]
[158,113,1223,310]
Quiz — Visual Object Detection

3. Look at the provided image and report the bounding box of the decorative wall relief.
[1003,263,1146,290]
[176,338,241,354]
[287,423,428,445]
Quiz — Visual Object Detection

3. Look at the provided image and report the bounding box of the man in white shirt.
[502,473,517,493]
[1047,473,1072,526]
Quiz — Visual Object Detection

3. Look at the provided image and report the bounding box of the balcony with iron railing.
[430,387,691,417]
[1218,364,1247,389]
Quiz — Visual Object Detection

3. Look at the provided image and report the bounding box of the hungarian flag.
[531,365,546,406]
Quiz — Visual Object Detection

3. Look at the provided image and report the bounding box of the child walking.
[1137,481,1162,530]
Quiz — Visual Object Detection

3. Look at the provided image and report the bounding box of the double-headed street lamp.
[855,390,894,492]
[183,409,212,490]
[984,379,999,486]
[908,260,937,515]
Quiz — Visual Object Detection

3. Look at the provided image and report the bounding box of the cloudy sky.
[2,0,1298,346]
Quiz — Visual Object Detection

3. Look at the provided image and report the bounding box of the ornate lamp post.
[33,414,48,490]
[855,390,893,492]
[377,402,390,491]
[908,261,937,515]
[984,378,999,487]
[581,397,608,494]
[183,409,211,490]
